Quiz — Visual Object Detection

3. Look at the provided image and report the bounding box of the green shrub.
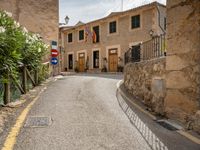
[0,10,49,82]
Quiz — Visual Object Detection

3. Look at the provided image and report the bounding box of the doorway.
[68,54,73,70]
[78,53,85,72]
[108,49,118,72]
[93,50,99,69]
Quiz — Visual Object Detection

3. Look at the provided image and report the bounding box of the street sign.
[51,41,57,50]
[51,41,57,46]
[51,49,59,57]
[51,57,58,65]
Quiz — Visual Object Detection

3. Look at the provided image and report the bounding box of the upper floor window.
[109,21,117,34]
[79,30,84,41]
[68,33,73,43]
[93,26,100,43]
[131,15,140,29]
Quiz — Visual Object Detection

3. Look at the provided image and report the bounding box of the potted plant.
[101,57,107,72]
[117,65,124,72]
[74,60,79,72]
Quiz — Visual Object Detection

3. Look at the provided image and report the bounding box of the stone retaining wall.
[124,0,200,134]
[165,0,200,133]
[124,58,166,115]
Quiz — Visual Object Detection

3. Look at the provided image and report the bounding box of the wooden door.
[78,53,85,72]
[109,49,118,72]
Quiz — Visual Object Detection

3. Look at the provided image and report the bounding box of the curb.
[116,80,200,145]
[117,80,157,120]
[116,80,168,150]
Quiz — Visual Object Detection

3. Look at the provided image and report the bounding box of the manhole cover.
[24,116,52,128]
[157,120,178,131]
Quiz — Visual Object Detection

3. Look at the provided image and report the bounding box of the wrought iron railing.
[125,34,166,64]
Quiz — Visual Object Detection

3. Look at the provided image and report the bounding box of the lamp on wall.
[149,29,154,38]
[65,16,69,25]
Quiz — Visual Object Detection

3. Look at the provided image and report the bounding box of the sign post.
[51,49,59,57]
[51,57,58,65]
[51,41,59,76]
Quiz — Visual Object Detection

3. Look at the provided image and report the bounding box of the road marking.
[117,91,168,150]
[116,81,168,150]
[177,130,200,145]
[116,80,157,120]
[1,88,46,150]
[117,80,200,146]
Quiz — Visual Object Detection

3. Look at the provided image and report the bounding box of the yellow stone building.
[60,2,166,72]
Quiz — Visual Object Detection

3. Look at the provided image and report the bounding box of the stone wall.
[124,58,166,115]
[0,0,59,73]
[0,0,59,44]
[165,0,200,132]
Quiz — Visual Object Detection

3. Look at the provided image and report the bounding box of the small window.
[79,30,84,41]
[131,15,140,29]
[109,21,117,34]
[68,33,73,43]
[93,26,100,43]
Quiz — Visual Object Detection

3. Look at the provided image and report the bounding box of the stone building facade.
[60,2,166,72]
[0,0,59,62]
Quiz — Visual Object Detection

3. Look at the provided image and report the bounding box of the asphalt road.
[14,74,152,150]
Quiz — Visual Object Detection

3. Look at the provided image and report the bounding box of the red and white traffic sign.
[51,49,59,57]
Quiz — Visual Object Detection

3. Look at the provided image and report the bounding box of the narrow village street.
[10,74,152,150]
[0,0,200,150]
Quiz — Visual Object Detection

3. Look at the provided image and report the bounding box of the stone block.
[151,78,166,115]
[193,110,200,134]
[167,3,193,24]
[164,90,198,121]
[166,55,189,71]
[166,0,182,8]
[166,71,191,89]
[167,37,195,54]
[152,77,166,96]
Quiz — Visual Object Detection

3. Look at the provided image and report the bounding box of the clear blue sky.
[59,0,166,26]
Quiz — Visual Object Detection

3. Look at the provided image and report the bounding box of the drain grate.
[24,116,52,128]
[157,120,178,131]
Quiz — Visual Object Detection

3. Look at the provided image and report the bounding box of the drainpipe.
[156,3,166,35]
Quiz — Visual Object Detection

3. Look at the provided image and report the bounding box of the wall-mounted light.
[149,29,154,38]
[65,16,69,25]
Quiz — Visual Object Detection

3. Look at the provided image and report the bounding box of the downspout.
[156,3,166,34]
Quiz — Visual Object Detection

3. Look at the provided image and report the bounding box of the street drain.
[24,116,52,128]
[157,120,178,131]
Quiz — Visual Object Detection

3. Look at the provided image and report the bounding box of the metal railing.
[125,34,166,64]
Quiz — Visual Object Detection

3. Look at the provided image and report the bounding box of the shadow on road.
[71,73,124,80]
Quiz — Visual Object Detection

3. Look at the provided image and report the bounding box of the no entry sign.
[51,49,59,57]
[51,57,58,65]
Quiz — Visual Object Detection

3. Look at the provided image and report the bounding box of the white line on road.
[116,80,168,150]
